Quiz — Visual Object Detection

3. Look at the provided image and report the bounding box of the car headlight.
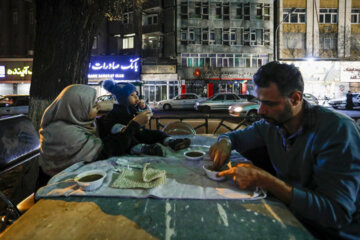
[234,107,243,112]
[195,102,199,106]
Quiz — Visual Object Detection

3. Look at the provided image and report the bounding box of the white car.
[303,93,319,105]
[228,100,260,118]
[156,93,204,111]
[96,95,117,112]
[328,93,360,109]
[194,93,242,112]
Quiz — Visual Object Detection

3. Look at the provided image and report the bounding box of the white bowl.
[75,170,106,191]
[184,150,205,161]
[202,164,226,181]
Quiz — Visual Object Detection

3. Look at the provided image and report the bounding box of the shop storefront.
[0,58,33,95]
[141,65,179,103]
[180,68,257,97]
[87,55,142,96]
[284,61,360,99]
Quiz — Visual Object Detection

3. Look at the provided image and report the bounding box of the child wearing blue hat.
[99,80,190,156]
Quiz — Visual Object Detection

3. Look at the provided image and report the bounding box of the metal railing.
[149,115,260,134]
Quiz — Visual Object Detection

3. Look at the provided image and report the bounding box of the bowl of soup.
[75,170,107,191]
[184,150,205,161]
[202,164,226,181]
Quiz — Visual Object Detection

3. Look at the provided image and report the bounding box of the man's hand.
[218,163,293,205]
[133,110,152,126]
[137,100,147,110]
[209,138,232,170]
[217,163,266,189]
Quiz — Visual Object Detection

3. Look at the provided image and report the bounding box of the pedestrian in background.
[346,90,354,110]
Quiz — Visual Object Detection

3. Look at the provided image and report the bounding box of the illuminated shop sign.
[88,55,141,80]
[7,66,32,77]
[0,66,5,78]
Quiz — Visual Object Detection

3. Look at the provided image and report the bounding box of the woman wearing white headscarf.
[39,84,150,178]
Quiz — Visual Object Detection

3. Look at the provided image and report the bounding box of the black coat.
[99,104,168,146]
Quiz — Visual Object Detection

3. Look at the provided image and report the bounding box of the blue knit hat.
[102,80,137,106]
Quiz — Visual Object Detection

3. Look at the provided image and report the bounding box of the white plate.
[184,150,205,161]
[202,164,226,181]
[75,170,106,191]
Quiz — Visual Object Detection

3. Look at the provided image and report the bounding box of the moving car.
[96,95,117,112]
[228,100,260,118]
[303,93,319,105]
[328,93,360,109]
[0,95,30,116]
[194,93,243,112]
[156,93,204,111]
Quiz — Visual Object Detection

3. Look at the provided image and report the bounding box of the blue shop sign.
[88,55,141,80]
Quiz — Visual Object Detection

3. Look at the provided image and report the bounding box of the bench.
[0,114,40,232]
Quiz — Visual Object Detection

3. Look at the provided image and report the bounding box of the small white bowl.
[184,150,205,161]
[75,170,106,191]
[202,164,226,181]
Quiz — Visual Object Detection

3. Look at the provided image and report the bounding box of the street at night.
[1,0,360,240]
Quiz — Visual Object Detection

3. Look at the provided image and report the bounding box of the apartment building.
[177,0,274,96]
[93,0,180,103]
[0,0,35,95]
[278,0,360,97]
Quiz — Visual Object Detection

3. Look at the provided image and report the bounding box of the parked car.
[96,94,117,112]
[228,100,260,118]
[238,94,257,102]
[194,93,243,112]
[303,93,319,105]
[328,93,360,109]
[156,93,204,111]
[0,95,30,116]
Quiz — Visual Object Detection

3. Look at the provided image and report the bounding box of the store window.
[256,3,270,20]
[123,34,134,49]
[144,14,158,25]
[122,12,133,24]
[12,9,18,25]
[202,2,209,19]
[244,3,250,20]
[351,9,360,23]
[234,3,243,19]
[215,3,222,19]
[283,8,306,23]
[92,36,98,49]
[181,1,188,19]
[319,9,338,24]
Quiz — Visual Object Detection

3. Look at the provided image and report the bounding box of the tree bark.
[29,0,107,130]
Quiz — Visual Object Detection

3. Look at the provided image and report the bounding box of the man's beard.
[261,102,293,127]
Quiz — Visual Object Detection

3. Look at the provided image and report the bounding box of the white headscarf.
[39,84,102,176]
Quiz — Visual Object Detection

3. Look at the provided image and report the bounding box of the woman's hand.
[133,110,152,126]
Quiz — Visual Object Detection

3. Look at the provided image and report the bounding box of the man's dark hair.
[253,61,304,96]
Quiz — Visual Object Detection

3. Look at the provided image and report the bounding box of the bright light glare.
[234,107,243,112]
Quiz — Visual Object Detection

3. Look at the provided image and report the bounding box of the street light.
[274,7,296,61]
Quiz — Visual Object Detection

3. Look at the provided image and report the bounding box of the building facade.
[278,0,360,98]
[0,0,35,95]
[176,0,274,97]
[93,0,180,103]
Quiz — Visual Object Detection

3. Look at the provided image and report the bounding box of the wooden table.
[1,135,315,240]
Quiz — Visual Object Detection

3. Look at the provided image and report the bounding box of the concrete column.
[306,0,320,57]
[338,0,352,58]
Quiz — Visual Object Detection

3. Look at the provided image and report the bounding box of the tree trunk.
[29,0,107,130]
